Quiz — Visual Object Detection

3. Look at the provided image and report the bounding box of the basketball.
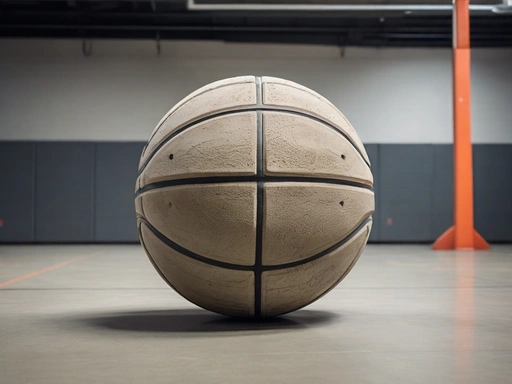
[135,76,374,317]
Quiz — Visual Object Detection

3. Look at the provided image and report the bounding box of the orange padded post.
[432,0,489,250]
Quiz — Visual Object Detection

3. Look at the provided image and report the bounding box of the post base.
[432,226,490,250]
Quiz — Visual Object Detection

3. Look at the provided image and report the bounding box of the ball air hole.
[169,154,174,160]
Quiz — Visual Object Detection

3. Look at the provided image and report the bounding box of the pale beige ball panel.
[139,75,257,171]
[141,112,258,187]
[135,174,142,193]
[146,75,255,142]
[262,183,374,266]
[261,76,369,165]
[263,111,372,185]
[140,183,257,266]
[261,221,371,317]
[139,222,255,317]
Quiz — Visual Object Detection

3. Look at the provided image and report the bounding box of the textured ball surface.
[135,76,374,317]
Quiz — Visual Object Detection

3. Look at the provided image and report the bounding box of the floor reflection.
[455,252,475,384]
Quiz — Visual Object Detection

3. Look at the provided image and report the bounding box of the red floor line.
[0,251,102,288]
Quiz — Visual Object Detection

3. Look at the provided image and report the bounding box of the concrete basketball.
[135,76,374,317]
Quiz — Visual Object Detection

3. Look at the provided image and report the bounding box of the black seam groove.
[137,110,253,176]
[257,112,263,177]
[254,76,263,317]
[138,223,176,290]
[139,218,254,271]
[32,143,36,241]
[265,217,372,271]
[267,225,370,317]
[92,144,97,240]
[139,222,174,288]
[137,107,371,176]
[135,175,373,196]
[139,215,372,272]
[139,221,234,316]
[254,182,264,317]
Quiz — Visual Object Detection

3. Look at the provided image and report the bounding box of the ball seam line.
[254,182,264,317]
[254,76,263,317]
[263,225,371,318]
[135,176,374,197]
[137,216,372,272]
[139,222,253,316]
[137,107,371,176]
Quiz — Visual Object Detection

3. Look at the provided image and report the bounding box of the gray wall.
[0,39,510,243]
[0,142,510,243]
[0,39,511,144]
[0,142,144,243]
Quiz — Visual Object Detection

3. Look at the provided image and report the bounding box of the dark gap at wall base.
[0,141,511,244]
[0,242,140,245]
[3,241,512,246]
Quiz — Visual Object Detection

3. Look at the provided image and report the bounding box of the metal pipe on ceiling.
[186,0,497,12]
[0,24,439,33]
[2,24,510,37]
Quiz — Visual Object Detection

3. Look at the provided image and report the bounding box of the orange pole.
[432,0,489,250]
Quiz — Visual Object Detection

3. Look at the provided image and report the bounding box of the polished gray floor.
[1,244,511,384]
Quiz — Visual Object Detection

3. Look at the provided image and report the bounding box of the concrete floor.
[0,244,511,384]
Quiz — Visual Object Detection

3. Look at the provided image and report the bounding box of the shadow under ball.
[135,76,374,318]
